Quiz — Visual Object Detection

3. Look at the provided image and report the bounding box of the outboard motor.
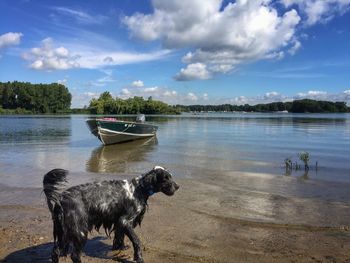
[136,114,146,123]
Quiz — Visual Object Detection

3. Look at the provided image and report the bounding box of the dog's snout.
[174,182,180,190]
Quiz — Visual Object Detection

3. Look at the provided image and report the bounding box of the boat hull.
[86,118,158,145]
[98,126,156,145]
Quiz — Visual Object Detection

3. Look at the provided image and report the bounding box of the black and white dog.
[43,166,179,263]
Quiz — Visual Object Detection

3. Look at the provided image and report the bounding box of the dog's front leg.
[124,224,144,263]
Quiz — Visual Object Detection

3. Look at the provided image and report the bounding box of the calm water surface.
[0,113,349,188]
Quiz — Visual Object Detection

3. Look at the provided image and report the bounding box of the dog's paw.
[135,258,145,263]
[112,244,130,251]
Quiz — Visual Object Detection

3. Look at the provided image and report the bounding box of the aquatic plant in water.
[284,158,292,170]
[298,151,310,171]
[283,152,317,176]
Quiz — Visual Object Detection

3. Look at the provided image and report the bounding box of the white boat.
[86,114,158,145]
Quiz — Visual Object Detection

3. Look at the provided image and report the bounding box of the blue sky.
[0,0,349,107]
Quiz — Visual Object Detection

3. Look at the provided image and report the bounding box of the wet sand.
[1,172,350,263]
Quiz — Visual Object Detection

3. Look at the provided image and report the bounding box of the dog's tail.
[43,169,68,251]
[43,168,68,213]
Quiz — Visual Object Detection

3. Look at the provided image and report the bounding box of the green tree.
[0,81,72,113]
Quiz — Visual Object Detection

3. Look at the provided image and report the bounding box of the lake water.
[0,113,350,189]
[1,113,350,227]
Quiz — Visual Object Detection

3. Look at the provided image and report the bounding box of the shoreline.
[1,112,350,116]
[1,176,350,263]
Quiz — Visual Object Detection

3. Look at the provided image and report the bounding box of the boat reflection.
[86,137,158,173]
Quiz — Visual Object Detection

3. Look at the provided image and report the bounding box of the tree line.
[0,81,71,114]
[176,99,349,113]
[87,91,180,114]
[1,82,349,114]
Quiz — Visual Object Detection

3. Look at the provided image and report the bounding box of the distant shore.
[1,80,349,115]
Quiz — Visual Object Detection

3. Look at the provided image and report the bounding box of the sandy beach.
[1,173,350,263]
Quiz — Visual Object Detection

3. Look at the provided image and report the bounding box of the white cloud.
[144,86,159,92]
[71,90,100,108]
[131,80,144,87]
[264,91,283,99]
[96,76,114,83]
[23,38,80,70]
[223,92,289,105]
[281,0,350,25]
[288,40,301,55]
[78,80,203,106]
[343,90,350,102]
[164,90,177,97]
[0,32,23,49]
[84,91,99,98]
[115,82,206,105]
[295,90,328,99]
[97,69,115,83]
[124,0,301,80]
[23,38,171,70]
[174,63,211,81]
[52,7,108,25]
[308,90,327,96]
[121,88,131,96]
[186,92,198,102]
[119,84,174,101]
[57,78,68,85]
[262,92,286,103]
[293,89,350,103]
[77,49,170,69]
[124,0,350,80]
[233,96,249,104]
[88,69,116,87]
[203,93,209,101]
[103,56,114,63]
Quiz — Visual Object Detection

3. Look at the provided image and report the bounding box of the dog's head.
[142,166,179,196]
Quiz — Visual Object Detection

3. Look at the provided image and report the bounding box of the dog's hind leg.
[71,250,82,263]
[70,239,85,263]
[69,229,87,263]
[51,243,60,263]
[112,227,129,251]
[51,216,63,263]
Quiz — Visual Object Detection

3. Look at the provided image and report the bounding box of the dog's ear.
[143,170,158,187]
[155,168,164,178]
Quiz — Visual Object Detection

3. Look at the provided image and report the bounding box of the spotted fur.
[43,166,179,263]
